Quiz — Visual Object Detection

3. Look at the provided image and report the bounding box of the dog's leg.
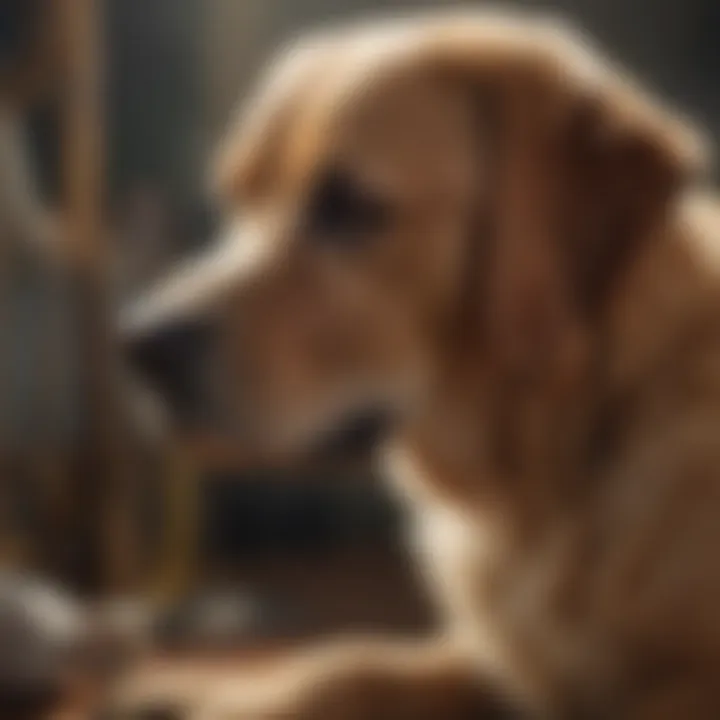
[191,636,518,720]
[109,637,518,720]
[190,641,516,720]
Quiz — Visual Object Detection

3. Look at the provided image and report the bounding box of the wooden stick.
[59,0,104,271]
[58,0,137,593]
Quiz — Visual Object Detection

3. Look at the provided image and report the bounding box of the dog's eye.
[304,169,390,244]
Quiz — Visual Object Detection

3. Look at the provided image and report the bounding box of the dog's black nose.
[125,320,211,424]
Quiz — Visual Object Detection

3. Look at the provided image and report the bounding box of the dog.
[120,9,720,719]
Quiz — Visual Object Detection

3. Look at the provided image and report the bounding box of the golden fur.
[118,10,720,719]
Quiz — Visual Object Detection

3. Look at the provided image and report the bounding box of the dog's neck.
[393,351,594,536]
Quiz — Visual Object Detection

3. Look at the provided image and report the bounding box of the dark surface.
[203,475,399,557]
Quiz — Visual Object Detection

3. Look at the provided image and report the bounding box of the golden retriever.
[120,9,720,719]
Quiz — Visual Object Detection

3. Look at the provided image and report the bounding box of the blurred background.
[0,0,719,717]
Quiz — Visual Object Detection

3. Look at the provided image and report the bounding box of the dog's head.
[124,12,706,457]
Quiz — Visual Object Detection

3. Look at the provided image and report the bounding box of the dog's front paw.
[100,668,219,720]
[100,664,333,720]
[191,687,296,720]
[190,659,364,720]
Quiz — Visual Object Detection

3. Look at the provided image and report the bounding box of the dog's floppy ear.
[556,55,708,314]
[444,20,709,371]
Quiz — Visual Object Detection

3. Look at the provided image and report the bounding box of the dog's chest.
[384,444,606,704]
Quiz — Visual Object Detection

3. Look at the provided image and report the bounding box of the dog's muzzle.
[124,318,212,426]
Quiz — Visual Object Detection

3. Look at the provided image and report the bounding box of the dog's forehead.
[214,13,540,202]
